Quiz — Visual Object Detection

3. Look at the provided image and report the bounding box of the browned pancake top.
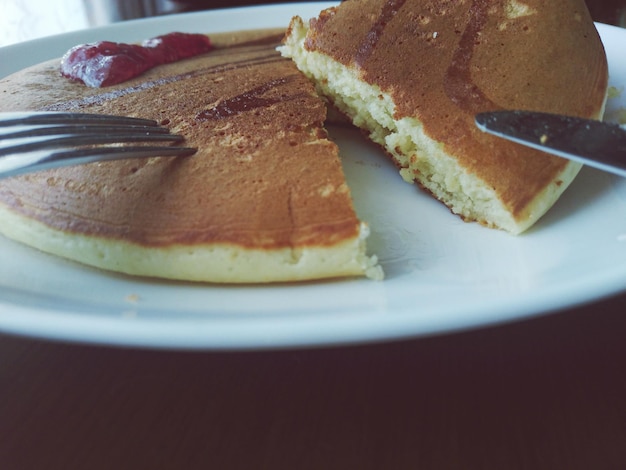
[302,0,608,217]
[0,29,360,249]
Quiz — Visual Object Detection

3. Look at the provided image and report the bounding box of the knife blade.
[475,110,626,177]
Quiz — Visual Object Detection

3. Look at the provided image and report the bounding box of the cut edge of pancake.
[279,16,591,235]
[0,203,383,283]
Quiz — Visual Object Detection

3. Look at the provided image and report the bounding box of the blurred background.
[1,0,625,47]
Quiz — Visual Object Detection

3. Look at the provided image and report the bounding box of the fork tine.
[0,112,197,179]
[0,133,185,157]
[0,112,159,128]
[0,125,171,140]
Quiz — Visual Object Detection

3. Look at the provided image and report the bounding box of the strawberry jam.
[60,32,213,88]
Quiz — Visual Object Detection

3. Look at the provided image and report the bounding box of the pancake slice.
[0,29,382,283]
[280,0,609,234]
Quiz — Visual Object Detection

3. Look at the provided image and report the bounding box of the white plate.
[1,3,625,350]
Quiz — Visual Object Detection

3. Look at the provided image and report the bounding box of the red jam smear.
[60,32,213,88]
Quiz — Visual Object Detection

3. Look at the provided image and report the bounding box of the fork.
[0,112,197,179]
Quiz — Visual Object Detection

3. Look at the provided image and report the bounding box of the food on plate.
[0,29,382,283]
[60,32,213,87]
[280,0,609,234]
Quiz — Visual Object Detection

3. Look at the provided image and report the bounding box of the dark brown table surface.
[2,289,626,469]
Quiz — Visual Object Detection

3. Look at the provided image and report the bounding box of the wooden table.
[2,289,626,469]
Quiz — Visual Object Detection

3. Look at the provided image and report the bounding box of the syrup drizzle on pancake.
[196,75,309,120]
[350,0,495,113]
[354,0,407,67]
[443,0,497,113]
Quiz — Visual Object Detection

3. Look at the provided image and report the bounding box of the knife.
[475,110,626,177]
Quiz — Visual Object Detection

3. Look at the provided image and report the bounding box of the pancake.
[280,0,609,234]
[0,28,382,283]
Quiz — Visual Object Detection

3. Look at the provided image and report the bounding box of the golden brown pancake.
[280,0,609,233]
[0,28,382,283]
